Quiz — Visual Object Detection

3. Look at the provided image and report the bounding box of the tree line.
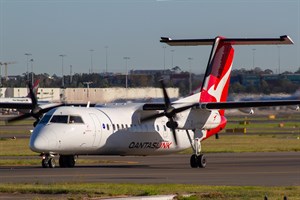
[2,67,300,96]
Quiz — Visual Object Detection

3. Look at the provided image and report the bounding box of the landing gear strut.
[186,130,207,168]
[41,154,56,168]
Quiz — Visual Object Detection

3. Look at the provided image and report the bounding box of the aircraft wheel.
[197,154,206,168]
[66,155,75,168]
[48,158,56,168]
[42,158,49,168]
[190,154,198,168]
[59,155,76,168]
[59,156,66,168]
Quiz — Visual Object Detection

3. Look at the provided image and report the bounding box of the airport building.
[0,87,179,104]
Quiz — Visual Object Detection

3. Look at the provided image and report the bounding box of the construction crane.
[0,61,17,83]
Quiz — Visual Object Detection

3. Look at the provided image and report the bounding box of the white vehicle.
[29,35,299,168]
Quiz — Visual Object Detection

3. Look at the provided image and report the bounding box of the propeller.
[141,80,197,145]
[7,82,58,125]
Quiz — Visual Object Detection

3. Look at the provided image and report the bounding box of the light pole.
[90,49,94,74]
[123,57,130,88]
[30,58,34,86]
[163,46,166,73]
[105,46,108,75]
[171,50,175,69]
[59,54,66,88]
[25,53,32,82]
[188,57,193,94]
[70,65,73,85]
[278,46,281,74]
[252,48,256,68]
[0,65,1,96]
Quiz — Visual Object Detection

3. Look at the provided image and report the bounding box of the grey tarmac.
[0,152,299,186]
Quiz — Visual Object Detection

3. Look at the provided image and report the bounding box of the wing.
[198,100,300,110]
[142,100,300,111]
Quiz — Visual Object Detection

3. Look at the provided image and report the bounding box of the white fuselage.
[30,102,221,156]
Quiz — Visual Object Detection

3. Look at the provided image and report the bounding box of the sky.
[0,0,299,77]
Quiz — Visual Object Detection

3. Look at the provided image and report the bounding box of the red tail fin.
[27,80,39,98]
[160,35,293,110]
[200,37,234,105]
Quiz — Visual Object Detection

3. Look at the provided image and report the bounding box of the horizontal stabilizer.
[160,35,293,46]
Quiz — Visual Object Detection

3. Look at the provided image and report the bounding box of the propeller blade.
[171,128,177,146]
[7,113,32,123]
[28,82,38,107]
[160,80,171,107]
[169,118,178,145]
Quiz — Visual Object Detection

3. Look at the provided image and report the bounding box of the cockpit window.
[69,115,84,124]
[39,114,52,124]
[50,115,69,123]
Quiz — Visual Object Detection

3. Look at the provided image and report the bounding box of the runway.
[1,152,299,186]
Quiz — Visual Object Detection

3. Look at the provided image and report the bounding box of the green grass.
[0,183,299,199]
[0,119,34,126]
[225,121,300,129]
[181,134,300,154]
[0,138,36,156]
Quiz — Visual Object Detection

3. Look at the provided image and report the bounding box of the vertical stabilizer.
[27,80,39,98]
[200,37,234,106]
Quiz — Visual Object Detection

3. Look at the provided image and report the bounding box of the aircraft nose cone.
[30,135,48,152]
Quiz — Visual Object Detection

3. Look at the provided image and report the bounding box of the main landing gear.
[186,130,207,168]
[41,154,77,168]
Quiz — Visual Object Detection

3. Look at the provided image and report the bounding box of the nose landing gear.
[41,154,56,168]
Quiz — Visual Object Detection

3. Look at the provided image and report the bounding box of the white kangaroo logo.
[207,65,232,102]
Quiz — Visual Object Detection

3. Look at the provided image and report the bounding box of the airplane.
[0,80,63,125]
[0,80,45,115]
[0,80,97,126]
[25,35,300,168]
[0,79,39,105]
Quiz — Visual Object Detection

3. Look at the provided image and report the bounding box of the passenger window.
[121,124,124,129]
[69,115,84,124]
[50,115,69,123]
[156,125,160,131]
[107,124,110,130]
[163,125,167,131]
[112,124,116,131]
[117,124,120,130]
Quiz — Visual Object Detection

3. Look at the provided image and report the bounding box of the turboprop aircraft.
[28,35,300,168]
[0,79,39,105]
[0,80,63,125]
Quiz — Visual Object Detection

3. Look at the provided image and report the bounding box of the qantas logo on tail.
[200,39,234,103]
[207,65,232,102]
